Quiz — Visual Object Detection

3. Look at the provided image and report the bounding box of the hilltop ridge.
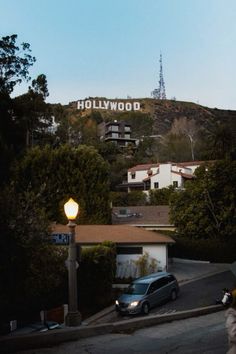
[70,98,236,137]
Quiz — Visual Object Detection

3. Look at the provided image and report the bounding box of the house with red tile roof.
[120,161,205,193]
[51,224,175,278]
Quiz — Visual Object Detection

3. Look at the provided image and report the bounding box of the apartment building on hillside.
[98,120,137,147]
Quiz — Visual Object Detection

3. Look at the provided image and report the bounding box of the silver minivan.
[115,272,179,315]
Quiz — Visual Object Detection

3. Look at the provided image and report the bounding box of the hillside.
[70,98,236,138]
[142,99,236,136]
[121,98,236,136]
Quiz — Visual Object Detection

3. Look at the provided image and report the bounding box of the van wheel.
[142,302,150,315]
[171,289,177,301]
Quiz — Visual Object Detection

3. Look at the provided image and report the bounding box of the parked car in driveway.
[115,272,179,315]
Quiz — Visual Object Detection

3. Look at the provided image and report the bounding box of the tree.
[170,117,199,161]
[117,111,153,138]
[134,137,159,163]
[0,35,53,155]
[30,74,49,99]
[170,160,236,240]
[111,191,146,206]
[0,34,36,94]
[97,141,120,164]
[78,242,116,311]
[203,122,235,160]
[149,186,175,205]
[12,144,111,223]
[12,76,52,148]
[158,133,192,162]
[0,186,67,322]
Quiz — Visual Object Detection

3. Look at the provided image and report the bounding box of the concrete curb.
[172,257,210,264]
[0,304,224,353]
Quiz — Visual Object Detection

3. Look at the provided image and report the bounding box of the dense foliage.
[0,34,35,94]
[170,235,236,263]
[149,186,175,205]
[12,144,111,223]
[0,187,67,322]
[170,160,236,240]
[78,242,116,313]
[110,191,147,206]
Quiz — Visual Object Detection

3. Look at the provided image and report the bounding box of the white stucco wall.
[170,173,183,188]
[150,163,180,189]
[116,244,168,278]
[127,162,200,191]
[172,165,192,174]
[157,163,171,188]
[128,170,146,183]
[128,167,159,183]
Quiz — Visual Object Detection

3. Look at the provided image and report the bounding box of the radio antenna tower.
[151,53,166,99]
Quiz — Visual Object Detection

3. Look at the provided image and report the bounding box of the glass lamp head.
[64,198,79,220]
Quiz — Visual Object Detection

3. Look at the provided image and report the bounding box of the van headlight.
[129,301,139,308]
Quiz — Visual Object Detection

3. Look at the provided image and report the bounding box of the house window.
[154,182,159,189]
[116,247,143,255]
[131,172,136,179]
[173,181,178,188]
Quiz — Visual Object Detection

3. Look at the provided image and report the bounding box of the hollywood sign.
[77,99,140,111]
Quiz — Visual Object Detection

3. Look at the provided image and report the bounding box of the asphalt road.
[15,310,228,354]
[153,270,236,314]
[94,270,236,323]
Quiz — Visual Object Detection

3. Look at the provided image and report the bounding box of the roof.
[112,206,171,225]
[128,160,208,173]
[128,164,159,172]
[51,224,175,245]
[173,161,206,167]
[143,172,159,181]
[171,170,195,179]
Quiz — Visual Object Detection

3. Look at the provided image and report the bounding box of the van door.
[146,280,160,308]
[149,277,170,306]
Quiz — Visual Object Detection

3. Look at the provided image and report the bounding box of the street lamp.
[64,198,81,326]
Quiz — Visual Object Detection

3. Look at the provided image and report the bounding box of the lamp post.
[64,198,81,326]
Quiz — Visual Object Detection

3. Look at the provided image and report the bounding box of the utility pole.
[151,53,166,99]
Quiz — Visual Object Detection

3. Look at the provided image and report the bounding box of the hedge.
[170,236,236,263]
[77,243,116,315]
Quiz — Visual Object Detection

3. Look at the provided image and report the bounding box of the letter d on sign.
[133,102,140,111]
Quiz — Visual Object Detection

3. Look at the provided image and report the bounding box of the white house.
[122,161,204,193]
[51,224,175,278]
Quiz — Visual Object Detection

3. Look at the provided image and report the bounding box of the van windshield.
[124,283,148,295]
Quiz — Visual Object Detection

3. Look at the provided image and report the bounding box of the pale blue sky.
[1,0,236,109]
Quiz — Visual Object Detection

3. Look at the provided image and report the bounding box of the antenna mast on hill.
[151,53,166,99]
